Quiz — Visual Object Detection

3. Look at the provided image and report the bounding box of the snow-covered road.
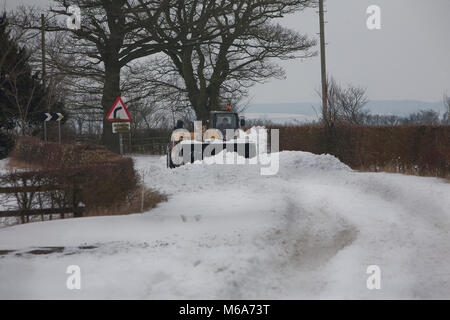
[0,152,449,299]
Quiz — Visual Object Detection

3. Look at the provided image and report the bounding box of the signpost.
[112,122,131,134]
[107,98,132,155]
[42,113,64,143]
[112,122,131,155]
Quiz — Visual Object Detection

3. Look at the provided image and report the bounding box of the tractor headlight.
[171,132,184,142]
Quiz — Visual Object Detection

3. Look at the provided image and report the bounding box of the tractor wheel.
[167,144,175,169]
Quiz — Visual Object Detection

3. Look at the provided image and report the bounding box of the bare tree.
[11,1,316,140]
[1,11,50,136]
[405,109,440,125]
[320,77,341,125]
[444,94,450,125]
[136,0,317,122]
[15,0,189,150]
[2,70,42,135]
[339,85,369,124]
[123,59,194,129]
[319,76,369,126]
[0,10,38,86]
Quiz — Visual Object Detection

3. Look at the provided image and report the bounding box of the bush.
[8,137,139,209]
[0,133,13,159]
[11,136,121,168]
[272,125,450,178]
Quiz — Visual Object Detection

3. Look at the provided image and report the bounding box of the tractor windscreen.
[215,114,238,135]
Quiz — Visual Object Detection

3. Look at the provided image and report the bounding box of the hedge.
[7,137,138,208]
[273,125,450,178]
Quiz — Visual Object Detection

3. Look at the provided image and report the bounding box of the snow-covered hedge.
[273,125,450,178]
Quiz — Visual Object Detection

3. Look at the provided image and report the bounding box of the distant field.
[243,112,318,124]
[244,100,445,124]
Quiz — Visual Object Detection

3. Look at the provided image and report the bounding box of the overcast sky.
[254,0,450,104]
[3,0,450,104]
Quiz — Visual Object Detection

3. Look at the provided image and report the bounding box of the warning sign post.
[107,97,132,155]
[107,97,132,122]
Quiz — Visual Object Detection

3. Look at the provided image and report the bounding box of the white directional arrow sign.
[42,113,64,122]
[56,113,64,121]
[41,112,65,143]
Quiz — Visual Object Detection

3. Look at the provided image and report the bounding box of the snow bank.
[0,152,449,299]
[0,159,20,228]
[0,158,9,175]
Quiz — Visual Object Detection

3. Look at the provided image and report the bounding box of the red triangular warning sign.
[107,97,132,122]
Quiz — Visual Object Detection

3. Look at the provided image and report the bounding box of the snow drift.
[0,151,449,299]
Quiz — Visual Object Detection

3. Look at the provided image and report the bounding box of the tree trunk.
[196,106,210,123]
[102,64,121,153]
[207,83,222,111]
[191,94,210,124]
[21,118,26,136]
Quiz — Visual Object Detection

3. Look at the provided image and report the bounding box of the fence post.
[72,182,83,218]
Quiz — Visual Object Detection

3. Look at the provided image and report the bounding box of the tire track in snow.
[295,173,450,299]
[215,183,359,299]
[137,154,450,298]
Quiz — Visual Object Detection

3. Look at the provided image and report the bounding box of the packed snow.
[0,159,9,175]
[0,151,449,299]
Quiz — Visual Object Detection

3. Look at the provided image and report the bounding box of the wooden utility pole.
[319,0,328,127]
[41,14,46,91]
[447,96,450,125]
[41,14,48,141]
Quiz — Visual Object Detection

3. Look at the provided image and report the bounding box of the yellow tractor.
[167,109,256,168]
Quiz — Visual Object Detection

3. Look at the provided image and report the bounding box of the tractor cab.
[173,112,245,132]
[209,111,245,133]
[167,109,253,169]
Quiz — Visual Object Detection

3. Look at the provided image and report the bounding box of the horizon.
[248,98,447,106]
[244,99,447,123]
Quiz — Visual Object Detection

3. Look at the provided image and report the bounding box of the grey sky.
[3,0,450,104]
[252,0,450,104]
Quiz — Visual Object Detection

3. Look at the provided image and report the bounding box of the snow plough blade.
[167,141,257,168]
